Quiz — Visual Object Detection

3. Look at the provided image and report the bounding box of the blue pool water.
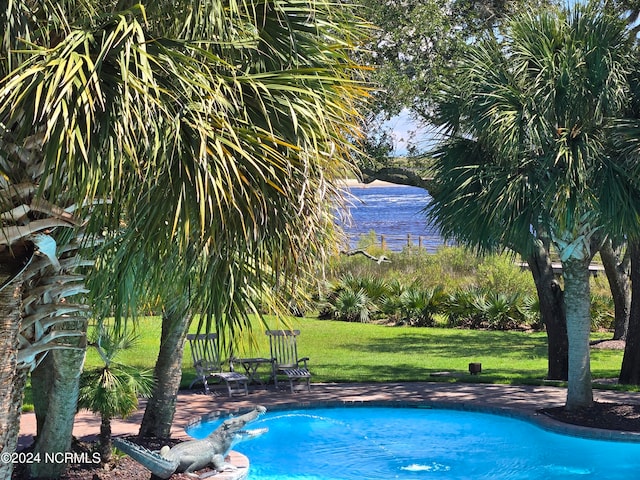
[186,406,640,479]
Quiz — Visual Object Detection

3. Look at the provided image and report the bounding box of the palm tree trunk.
[619,241,640,384]
[30,332,87,479]
[600,239,631,340]
[30,352,53,438]
[0,278,23,479]
[563,257,593,410]
[526,238,568,380]
[138,305,192,438]
[99,416,112,464]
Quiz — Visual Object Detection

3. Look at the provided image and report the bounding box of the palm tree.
[0,0,368,476]
[428,2,634,410]
[78,327,153,464]
[88,0,367,441]
[0,128,93,479]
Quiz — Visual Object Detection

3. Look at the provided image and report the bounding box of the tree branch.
[359,166,437,193]
[340,249,391,263]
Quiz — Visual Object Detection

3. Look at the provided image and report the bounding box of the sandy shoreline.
[339,178,402,188]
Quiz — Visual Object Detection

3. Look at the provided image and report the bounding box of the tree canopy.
[0,0,370,333]
[357,0,557,159]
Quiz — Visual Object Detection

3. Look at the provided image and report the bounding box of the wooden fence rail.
[345,233,451,252]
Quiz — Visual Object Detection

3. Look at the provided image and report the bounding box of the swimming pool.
[187,406,640,479]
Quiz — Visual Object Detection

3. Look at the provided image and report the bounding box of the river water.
[339,184,444,251]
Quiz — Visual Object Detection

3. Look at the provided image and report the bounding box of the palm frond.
[428,1,634,255]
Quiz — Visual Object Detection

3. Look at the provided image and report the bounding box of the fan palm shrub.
[399,285,446,327]
[359,276,392,304]
[482,292,526,330]
[447,288,535,330]
[521,294,542,330]
[446,287,486,328]
[319,272,390,321]
[78,328,153,463]
[379,278,405,320]
[331,288,376,323]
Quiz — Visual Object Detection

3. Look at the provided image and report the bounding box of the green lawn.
[22,316,626,411]
[83,316,625,388]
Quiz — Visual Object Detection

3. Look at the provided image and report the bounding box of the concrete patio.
[19,381,640,449]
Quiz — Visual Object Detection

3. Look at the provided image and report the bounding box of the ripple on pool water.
[400,463,451,472]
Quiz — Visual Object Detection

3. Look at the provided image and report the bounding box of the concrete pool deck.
[19,381,640,449]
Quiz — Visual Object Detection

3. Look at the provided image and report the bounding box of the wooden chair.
[266,329,311,392]
[186,333,248,397]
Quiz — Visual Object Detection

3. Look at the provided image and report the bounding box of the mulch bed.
[541,402,640,433]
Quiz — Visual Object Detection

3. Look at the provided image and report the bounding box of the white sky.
[385,108,441,156]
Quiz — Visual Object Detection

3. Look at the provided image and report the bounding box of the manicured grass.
[84,316,624,388]
[22,317,627,411]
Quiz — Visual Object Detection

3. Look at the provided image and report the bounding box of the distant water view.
[340,184,445,252]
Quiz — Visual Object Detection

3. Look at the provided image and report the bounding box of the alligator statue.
[114,406,268,479]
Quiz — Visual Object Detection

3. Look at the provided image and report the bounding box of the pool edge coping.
[188,398,640,444]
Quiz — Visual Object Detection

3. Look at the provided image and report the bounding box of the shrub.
[356,230,383,251]
[331,273,391,302]
[318,274,382,322]
[379,279,404,320]
[521,294,542,330]
[399,285,446,327]
[482,292,526,330]
[591,294,614,331]
[358,275,392,304]
[331,287,375,322]
[327,243,481,292]
[445,287,534,330]
[445,287,487,329]
[321,246,608,332]
[476,254,536,298]
[431,246,481,278]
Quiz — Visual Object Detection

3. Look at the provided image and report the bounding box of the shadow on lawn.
[312,361,545,384]
[340,330,548,359]
[315,363,436,383]
[315,330,550,384]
